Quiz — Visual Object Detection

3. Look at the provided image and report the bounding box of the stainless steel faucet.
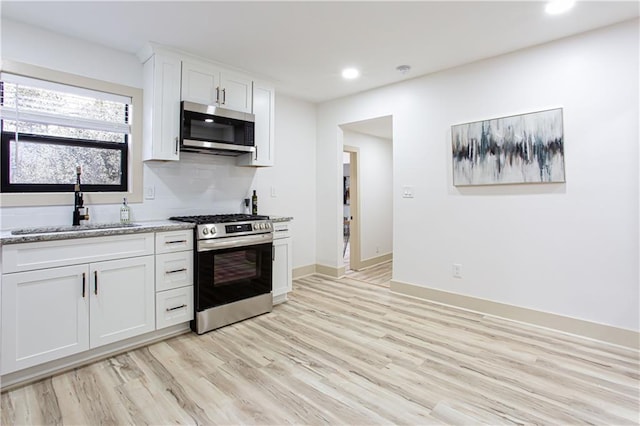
[72,166,89,226]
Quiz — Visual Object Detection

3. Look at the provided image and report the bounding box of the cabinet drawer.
[155,230,193,254]
[156,251,194,292]
[273,221,291,239]
[156,286,194,329]
[2,233,155,274]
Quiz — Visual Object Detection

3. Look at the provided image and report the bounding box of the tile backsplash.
[0,152,258,229]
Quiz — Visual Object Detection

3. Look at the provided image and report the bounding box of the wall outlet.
[144,186,155,200]
[452,263,462,278]
[402,186,414,198]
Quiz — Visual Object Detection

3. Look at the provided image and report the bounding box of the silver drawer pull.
[165,268,187,274]
[166,240,187,244]
[166,304,187,312]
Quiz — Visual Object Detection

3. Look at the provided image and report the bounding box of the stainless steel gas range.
[169,214,273,334]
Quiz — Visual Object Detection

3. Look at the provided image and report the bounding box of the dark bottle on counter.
[251,190,258,215]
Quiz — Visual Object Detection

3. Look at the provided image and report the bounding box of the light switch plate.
[402,186,414,198]
[144,186,155,200]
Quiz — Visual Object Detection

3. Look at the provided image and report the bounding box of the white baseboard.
[315,264,345,278]
[390,280,639,350]
[293,264,317,279]
[357,253,392,270]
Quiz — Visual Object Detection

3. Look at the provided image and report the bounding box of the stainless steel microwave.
[180,101,255,156]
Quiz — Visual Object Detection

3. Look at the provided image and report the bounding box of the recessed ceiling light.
[342,68,360,80]
[545,0,576,15]
[396,65,411,74]
[204,118,214,123]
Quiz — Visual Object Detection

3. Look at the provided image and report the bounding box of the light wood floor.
[2,274,639,425]
[346,260,392,287]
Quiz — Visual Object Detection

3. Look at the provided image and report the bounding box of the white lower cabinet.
[154,230,194,330]
[1,255,154,374]
[1,265,90,374]
[156,286,194,329]
[272,221,293,304]
[1,233,156,375]
[89,256,155,348]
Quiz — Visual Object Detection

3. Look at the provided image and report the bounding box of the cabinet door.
[238,81,274,167]
[89,256,155,348]
[272,238,292,302]
[144,53,181,161]
[219,71,252,113]
[181,60,219,105]
[1,265,90,374]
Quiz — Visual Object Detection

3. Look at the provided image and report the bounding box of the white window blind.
[0,73,131,135]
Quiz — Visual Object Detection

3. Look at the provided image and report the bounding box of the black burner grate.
[169,214,270,224]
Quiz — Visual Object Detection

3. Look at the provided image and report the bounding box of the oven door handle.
[197,233,273,251]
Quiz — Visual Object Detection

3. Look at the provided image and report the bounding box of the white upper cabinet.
[140,45,273,164]
[219,71,253,113]
[182,60,252,113]
[181,60,218,105]
[142,52,182,161]
[237,81,275,167]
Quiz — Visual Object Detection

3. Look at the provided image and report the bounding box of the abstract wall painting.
[451,108,565,186]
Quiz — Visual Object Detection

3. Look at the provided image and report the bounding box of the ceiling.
[1,1,638,104]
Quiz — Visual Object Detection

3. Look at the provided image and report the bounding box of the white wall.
[0,20,317,270]
[316,20,639,331]
[251,95,317,270]
[1,19,142,88]
[343,130,393,261]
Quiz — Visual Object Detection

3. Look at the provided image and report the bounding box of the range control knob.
[210,225,216,235]
[202,227,209,235]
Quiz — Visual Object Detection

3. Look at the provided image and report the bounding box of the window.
[1,73,131,193]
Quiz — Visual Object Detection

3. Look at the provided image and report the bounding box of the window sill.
[1,191,143,207]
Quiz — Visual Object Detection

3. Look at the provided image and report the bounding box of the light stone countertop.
[270,216,294,223]
[0,220,195,245]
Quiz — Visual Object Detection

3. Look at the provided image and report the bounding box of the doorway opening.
[340,116,393,285]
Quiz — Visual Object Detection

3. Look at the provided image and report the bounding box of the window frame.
[0,131,129,193]
[0,60,143,207]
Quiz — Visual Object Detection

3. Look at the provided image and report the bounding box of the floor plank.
[2,272,638,425]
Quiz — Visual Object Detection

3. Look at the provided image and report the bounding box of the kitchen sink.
[11,223,140,235]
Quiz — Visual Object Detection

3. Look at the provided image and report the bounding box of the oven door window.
[214,250,258,284]
[196,243,272,310]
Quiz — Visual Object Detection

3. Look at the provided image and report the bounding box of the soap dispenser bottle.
[120,197,131,224]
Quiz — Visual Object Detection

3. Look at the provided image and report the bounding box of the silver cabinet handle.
[165,268,187,274]
[166,240,187,245]
[94,270,98,295]
[222,88,226,105]
[175,137,179,154]
[166,304,187,312]
[215,87,220,104]
[82,272,86,298]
